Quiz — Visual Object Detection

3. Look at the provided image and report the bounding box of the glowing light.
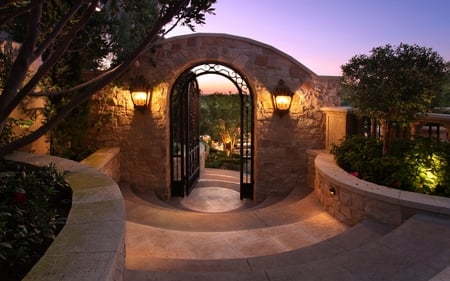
[272,79,294,114]
[416,153,442,191]
[131,91,149,107]
[274,95,292,111]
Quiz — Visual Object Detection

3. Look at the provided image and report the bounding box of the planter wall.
[311,151,450,226]
[5,150,125,281]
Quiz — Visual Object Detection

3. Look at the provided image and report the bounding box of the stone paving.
[122,168,450,281]
[122,169,348,261]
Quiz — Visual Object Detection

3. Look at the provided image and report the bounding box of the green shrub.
[0,161,72,280]
[206,149,240,171]
[330,135,384,182]
[331,135,450,197]
[392,138,450,196]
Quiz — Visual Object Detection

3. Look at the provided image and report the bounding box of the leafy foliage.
[390,138,450,196]
[200,93,241,156]
[0,0,217,157]
[0,161,72,280]
[434,62,450,108]
[331,135,450,197]
[341,44,446,122]
[340,44,447,154]
[206,148,240,171]
[0,45,39,148]
[331,135,383,181]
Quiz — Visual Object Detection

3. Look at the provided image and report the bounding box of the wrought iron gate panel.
[240,93,254,199]
[186,78,200,195]
[170,72,200,197]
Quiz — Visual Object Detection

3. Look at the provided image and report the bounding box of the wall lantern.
[130,75,151,109]
[130,90,150,109]
[272,79,294,114]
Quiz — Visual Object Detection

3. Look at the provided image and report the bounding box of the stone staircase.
[121,169,450,281]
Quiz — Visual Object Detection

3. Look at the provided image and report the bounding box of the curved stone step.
[122,181,247,213]
[125,211,348,263]
[125,214,450,281]
[121,182,186,212]
[123,186,336,232]
[125,219,392,272]
[196,179,240,190]
[121,168,306,212]
[263,214,450,281]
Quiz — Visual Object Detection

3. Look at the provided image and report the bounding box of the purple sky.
[167,0,450,77]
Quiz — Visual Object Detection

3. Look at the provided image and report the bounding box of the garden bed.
[4,151,125,281]
[0,160,72,281]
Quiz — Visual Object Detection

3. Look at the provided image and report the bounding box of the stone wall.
[89,33,340,201]
[312,152,450,226]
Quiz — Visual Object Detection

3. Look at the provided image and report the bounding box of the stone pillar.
[321,107,352,151]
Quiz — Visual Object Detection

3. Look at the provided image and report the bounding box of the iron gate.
[170,64,254,199]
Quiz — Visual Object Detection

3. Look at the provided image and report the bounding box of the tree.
[0,0,216,157]
[200,93,241,157]
[340,43,447,154]
[434,61,450,109]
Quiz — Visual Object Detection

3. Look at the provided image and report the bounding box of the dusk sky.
[167,0,450,93]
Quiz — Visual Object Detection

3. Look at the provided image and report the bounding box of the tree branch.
[0,1,43,27]
[0,0,217,158]
[0,1,98,122]
[32,2,85,62]
[0,3,42,115]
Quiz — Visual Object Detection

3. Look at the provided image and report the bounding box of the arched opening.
[170,63,254,201]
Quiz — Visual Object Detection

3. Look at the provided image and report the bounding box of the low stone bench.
[5,150,125,281]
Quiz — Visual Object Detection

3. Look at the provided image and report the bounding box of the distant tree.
[0,0,216,157]
[341,43,447,154]
[200,93,240,156]
[434,61,450,108]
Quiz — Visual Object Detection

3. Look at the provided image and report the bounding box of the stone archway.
[97,33,340,202]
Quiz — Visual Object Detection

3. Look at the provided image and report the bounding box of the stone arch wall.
[92,33,340,201]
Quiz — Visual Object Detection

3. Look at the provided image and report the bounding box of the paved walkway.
[122,169,348,264]
[121,168,450,281]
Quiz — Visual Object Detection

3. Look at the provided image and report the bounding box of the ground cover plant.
[331,135,450,197]
[0,160,72,281]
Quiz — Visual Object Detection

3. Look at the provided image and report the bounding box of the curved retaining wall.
[5,151,125,281]
[313,152,450,226]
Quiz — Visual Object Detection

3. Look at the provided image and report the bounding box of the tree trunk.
[370,118,378,138]
[380,119,390,155]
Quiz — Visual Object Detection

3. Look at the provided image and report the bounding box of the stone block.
[351,192,365,211]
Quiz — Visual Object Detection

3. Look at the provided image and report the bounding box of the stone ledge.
[314,152,450,225]
[81,147,120,183]
[5,151,125,281]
